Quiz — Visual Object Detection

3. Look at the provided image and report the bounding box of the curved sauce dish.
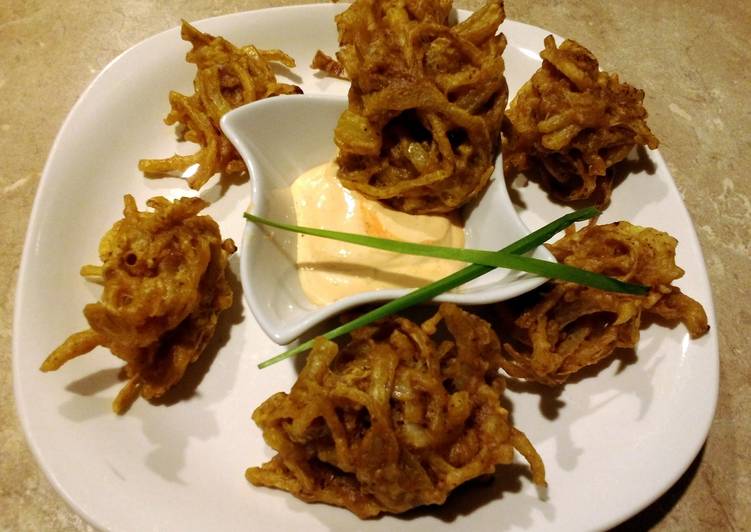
[221,93,554,345]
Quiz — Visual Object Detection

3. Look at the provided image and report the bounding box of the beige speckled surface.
[1,1,748,530]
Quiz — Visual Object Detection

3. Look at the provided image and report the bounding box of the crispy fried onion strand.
[496,221,708,386]
[247,303,545,518]
[40,195,236,414]
[333,0,509,214]
[503,36,659,205]
[139,21,302,190]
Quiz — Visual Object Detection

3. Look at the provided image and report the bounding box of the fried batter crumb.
[310,50,348,79]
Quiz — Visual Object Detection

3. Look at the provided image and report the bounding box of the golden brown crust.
[247,303,545,518]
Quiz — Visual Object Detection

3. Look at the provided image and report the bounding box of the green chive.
[253,207,627,369]
[244,212,647,296]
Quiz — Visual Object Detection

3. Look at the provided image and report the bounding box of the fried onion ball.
[503,36,659,205]
[333,0,509,214]
[496,221,708,386]
[41,195,236,414]
[139,21,302,189]
[247,303,545,518]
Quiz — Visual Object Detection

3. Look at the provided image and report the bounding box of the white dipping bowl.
[221,93,554,345]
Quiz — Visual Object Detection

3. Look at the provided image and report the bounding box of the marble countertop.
[1,0,748,530]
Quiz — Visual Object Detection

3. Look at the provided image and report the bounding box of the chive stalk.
[244,212,647,296]
[252,207,630,369]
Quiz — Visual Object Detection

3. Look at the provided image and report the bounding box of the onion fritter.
[503,36,659,205]
[247,303,545,518]
[41,195,236,414]
[333,0,509,214]
[139,21,302,189]
[496,221,709,386]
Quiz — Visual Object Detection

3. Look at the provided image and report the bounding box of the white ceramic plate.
[13,4,718,532]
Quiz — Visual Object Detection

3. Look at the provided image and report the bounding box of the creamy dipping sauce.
[291,161,465,306]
